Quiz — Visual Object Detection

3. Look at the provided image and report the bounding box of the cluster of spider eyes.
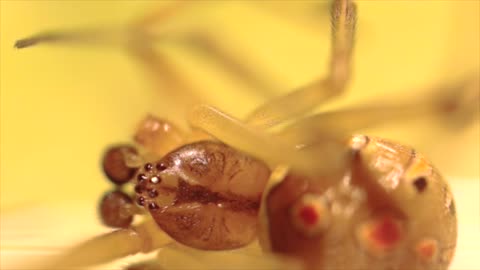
[134,162,169,211]
[99,145,167,228]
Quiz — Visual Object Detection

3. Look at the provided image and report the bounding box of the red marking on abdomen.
[299,205,319,226]
[371,217,402,248]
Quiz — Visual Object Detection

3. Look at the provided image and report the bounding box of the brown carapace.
[260,135,457,270]
[133,141,270,250]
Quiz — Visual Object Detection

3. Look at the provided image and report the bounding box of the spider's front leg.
[38,218,171,270]
[246,0,357,128]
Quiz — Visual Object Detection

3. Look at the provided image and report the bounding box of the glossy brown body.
[260,135,457,270]
[135,141,271,250]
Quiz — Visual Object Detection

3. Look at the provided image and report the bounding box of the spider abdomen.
[261,135,457,270]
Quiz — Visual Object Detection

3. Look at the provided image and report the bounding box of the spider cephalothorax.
[133,141,270,250]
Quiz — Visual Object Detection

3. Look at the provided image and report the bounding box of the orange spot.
[299,205,318,226]
[371,217,402,248]
[357,216,404,257]
[415,238,438,262]
[290,194,330,236]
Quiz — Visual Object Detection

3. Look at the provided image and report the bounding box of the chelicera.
[15,0,478,269]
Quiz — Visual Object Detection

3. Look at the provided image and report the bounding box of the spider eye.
[290,194,330,237]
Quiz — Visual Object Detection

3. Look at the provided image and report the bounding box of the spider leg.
[170,32,281,97]
[133,114,187,158]
[37,218,171,270]
[246,0,356,128]
[249,1,331,32]
[188,104,348,180]
[13,0,191,48]
[435,74,480,128]
[13,3,202,117]
[129,7,281,120]
[131,1,194,31]
[131,2,280,99]
[123,259,164,270]
[276,75,480,147]
[128,43,203,114]
[147,242,300,270]
[14,27,135,49]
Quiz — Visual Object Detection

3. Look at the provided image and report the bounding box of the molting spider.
[12,0,479,269]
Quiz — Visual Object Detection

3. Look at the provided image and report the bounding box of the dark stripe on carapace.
[172,180,260,214]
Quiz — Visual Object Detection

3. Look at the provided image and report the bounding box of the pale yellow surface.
[0,1,479,269]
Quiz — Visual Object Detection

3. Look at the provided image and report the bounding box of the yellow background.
[1,1,479,208]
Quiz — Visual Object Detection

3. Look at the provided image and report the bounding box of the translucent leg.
[133,115,187,158]
[172,32,280,97]
[133,2,280,99]
[37,218,171,269]
[131,1,194,31]
[14,27,133,49]
[14,1,189,49]
[188,104,348,179]
[132,2,288,98]
[128,44,203,110]
[151,242,301,270]
[246,0,357,128]
[250,1,331,32]
[436,74,480,128]
[276,76,480,147]
[123,259,165,270]
[13,4,203,115]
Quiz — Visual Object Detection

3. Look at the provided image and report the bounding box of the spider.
[14,1,478,269]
